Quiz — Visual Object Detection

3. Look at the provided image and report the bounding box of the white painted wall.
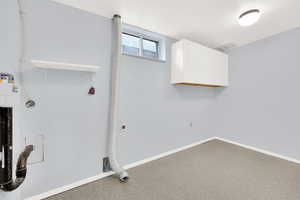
[1,1,220,199]
[215,27,300,162]
[3,1,300,200]
[0,1,21,199]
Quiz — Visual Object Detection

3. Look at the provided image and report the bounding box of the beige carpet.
[45,139,300,200]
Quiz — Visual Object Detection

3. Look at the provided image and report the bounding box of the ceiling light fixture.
[238,9,261,27]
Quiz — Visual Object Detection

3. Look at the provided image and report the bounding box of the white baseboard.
[215,137,300,165]
[24,137,215,200]
[24,172,114,200]
[124,137,216,169]
[24,136,300,200]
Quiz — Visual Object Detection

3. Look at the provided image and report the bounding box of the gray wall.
[0,0,21,199]
[1,1,220,199]
[215,27,300,161]
[3,1,300,200]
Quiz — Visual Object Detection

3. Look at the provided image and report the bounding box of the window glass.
[122,33,140,56]
[142,39,158,59]
[122,31,162,60]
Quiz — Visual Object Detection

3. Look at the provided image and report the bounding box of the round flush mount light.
[238,9,261,27]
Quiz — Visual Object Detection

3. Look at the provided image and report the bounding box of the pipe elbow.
[0,145,33,192]
[119,171,129,182]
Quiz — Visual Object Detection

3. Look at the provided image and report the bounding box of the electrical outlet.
[120,124,127,134]
[25,135,45,165]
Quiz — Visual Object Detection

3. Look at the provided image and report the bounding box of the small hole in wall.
[120,124,128,134]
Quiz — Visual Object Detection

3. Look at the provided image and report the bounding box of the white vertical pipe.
[16,0,28,95]
[107,14,129,182]
[17,0,35,108]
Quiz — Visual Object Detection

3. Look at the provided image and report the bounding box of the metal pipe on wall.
[107,14,129,182]
[17,0,36,108]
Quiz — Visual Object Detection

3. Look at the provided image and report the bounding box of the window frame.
[122,32,142,57]
[142,38,159,60]
[122,27,165,62]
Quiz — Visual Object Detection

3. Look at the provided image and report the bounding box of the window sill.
[122,53,166,63]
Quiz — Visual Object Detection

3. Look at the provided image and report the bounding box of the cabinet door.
[183,40,228,86]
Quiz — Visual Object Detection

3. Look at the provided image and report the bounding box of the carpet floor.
[45,139,300,200]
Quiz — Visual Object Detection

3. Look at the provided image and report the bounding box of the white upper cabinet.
[171,39,229,87]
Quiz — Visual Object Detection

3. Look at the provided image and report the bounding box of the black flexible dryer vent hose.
[0,107,34,192]
[1,145,33,192]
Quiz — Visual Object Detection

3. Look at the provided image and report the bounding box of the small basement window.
[122,33,140,56]
[142,38,159,59]
[122,27,165,61]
